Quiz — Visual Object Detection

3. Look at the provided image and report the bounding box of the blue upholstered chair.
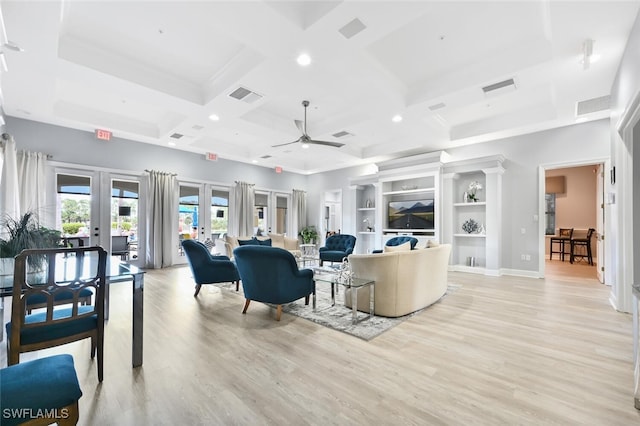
[6,246,107,382]
[318,234,356,266]
[233,245,315,321]
[0,354,83,426]
[182,239,240,296]
[371,236,419,253]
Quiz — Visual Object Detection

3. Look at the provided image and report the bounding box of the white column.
[483,166,504,275]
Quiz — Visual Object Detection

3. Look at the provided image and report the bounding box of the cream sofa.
[223,233,300,259]
[345,244,451,317]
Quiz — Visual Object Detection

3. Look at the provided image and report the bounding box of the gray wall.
[6,116,308,191]
[310,119,609,273]
[6,115,610,274]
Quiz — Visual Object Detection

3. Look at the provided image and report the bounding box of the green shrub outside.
[62,222,83,235]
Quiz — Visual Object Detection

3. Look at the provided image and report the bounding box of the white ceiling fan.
[272,100,345,148]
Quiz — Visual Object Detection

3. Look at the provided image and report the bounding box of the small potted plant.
[298,226,319,244]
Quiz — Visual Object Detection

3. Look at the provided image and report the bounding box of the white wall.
[609,8,640,312]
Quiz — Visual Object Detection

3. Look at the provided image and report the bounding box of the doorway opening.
[540,162,606,283]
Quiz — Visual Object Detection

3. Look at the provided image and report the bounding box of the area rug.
[220,281,461,341]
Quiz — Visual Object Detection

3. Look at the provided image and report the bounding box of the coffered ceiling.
[1,1,638,174]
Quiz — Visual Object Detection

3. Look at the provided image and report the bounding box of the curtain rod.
[145,169,177,176]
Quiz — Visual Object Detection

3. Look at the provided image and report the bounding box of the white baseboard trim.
[499,268,541,278]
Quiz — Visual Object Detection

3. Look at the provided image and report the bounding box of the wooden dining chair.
[6,246,107,382]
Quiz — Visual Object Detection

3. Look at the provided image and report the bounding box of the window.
[111,180,139,238]
[179,185,199,241]
[254,193,269,235]
[275,195,288,235]
[57,174,91,237]
[211,189,229,235]
[545,193,556,235]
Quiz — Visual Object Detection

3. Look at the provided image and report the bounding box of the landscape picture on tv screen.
[388,199,435,230]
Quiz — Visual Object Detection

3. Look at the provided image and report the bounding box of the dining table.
[0,256,145,367]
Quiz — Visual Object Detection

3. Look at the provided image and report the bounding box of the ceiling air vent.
[260,155,272,159]
[339,18,367,39]
[482,78,516,95]
[576,95,610,116]
[170,133,184,139]
[428,102,446,111]
[332,130,352,138]
[228,86,263,104]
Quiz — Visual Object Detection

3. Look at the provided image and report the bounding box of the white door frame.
[614,88,640,313]
[537,158,609,279]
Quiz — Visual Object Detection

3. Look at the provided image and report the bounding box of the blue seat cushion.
[25,287,93,306]
[0,354,82,426]
[5,306,97,345]
[320,250,349,262]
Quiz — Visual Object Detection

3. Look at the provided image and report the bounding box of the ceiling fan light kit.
[272,100,345,149]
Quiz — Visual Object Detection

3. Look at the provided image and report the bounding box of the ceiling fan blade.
[308,139,345,148]
[272,138,302,148]
[294,119,305,135]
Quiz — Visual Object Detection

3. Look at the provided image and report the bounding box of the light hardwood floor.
[2,262,638,425]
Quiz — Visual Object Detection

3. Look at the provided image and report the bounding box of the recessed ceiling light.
[301,143,310,149]
[575,117,589,123]
[252,159,258,163]
[168,141,176,146]
[208,113,220,121]
[297,53,311,66]
[392,114,403,123]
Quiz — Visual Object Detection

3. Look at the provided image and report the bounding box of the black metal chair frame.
[570,228,596,265]
[549,228,573,261]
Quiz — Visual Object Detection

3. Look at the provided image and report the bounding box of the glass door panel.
[275,194,288,235]
[56,172,98,247]
[111,179,140,262]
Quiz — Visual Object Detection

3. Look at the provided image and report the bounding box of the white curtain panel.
[146,170,178,268]
[292,189,307,238]
[0,133,20,220]
[17,150,48,221]
[232,181,254,237]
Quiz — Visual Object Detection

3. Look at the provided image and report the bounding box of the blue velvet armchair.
[372,236,419,253]
[233,245,315,321]
[318,234,356,266]
[182,239,240,297]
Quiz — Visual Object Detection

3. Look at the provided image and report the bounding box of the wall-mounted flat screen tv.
[388,199,435,230]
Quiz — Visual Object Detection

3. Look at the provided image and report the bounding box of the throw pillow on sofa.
[384,241,412,252]
[238,238,257,246]
[238,237,272,246]
[256,238,272,246]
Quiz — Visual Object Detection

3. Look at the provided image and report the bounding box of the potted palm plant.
[0,212,63,274]
[298,226,319,244]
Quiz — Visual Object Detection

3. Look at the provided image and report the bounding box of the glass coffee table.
[313,267,375,324]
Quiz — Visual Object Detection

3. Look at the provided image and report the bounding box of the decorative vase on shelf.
[462,219,479,234]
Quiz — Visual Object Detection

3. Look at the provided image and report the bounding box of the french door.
[175,182,231,264]
[54,167,145,266]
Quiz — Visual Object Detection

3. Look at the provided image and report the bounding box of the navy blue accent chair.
[0,354,83,426]
[6,246,107,382]
[233,245,315,321]
[182,239,241,296]
[371,236,419,254]
[318,234,356,266]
